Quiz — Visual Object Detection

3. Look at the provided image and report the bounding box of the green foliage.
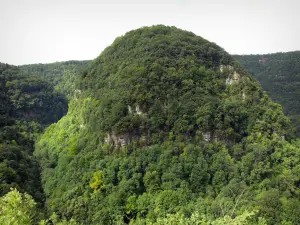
[234,52,300,137]
[0,189,79,225]
[0,144,44,202]
[147,210,267,225]
[1,63,67,125]
[89,170,105,191]
[33,25,300,224]
[0,188,37,225]
[19,61,89,99]
[39,213,79,225]
[0,63,68,202]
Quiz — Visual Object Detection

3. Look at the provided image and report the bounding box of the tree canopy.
[33,25,300,224]
[0,63,68,202]
[1,25,300,225]
[234,52,300,137]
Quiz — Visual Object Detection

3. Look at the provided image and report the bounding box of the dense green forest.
[0,63,68,203]
[234,52,300,136]
[20,61,90,99]
[33,26,300,224]
[2,26,300,225]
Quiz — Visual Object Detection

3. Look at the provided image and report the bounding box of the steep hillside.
[35,26,300,224]
[0,63,68,202]
[234,52,300,136]
[20,60,90,99]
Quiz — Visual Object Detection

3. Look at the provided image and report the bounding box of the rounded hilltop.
[35,25,291,225]
[77,25,267,146]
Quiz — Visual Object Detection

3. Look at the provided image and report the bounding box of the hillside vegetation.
[20,61,90,99]
[0,63,68,203]
[30,25,300,225]
[234,52,300,136]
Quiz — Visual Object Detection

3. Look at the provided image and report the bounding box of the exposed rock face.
[202,131,211,142]
[104,131,149,147]
[104,132,131,146]
[118,135,130,146]
[135,105,144,115]
[226,71,241,85]
[220,64,242,86]
[202,131,222,142]
[219,64,234,73]
[103,105,147,147]
[128,105,133,114]
[242,91,246,100]
[127,104,145,116]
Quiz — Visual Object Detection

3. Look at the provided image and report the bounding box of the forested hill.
[234,52,300,136]
[30,25,300,224]
[0,63,68,203]
[19,60,90,99]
